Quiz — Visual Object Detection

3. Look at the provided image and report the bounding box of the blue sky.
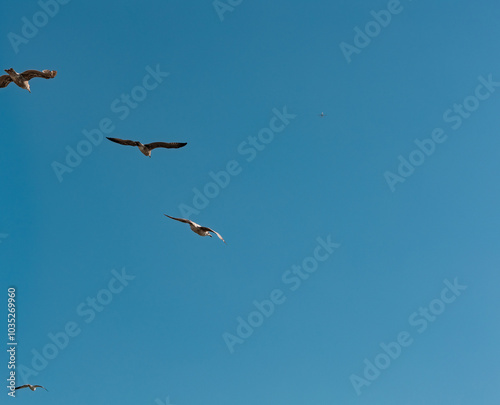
[2,0,500,404]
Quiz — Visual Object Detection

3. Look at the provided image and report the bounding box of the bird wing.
[0,74,13,88]
[146,142,187,150]
[15,385,29,390]
[106,137,138,147]
[33,385,48,391]
[21,69,57,81]
[200,227,226,243]
[164,214,193,225]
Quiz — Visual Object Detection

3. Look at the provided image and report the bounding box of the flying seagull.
[319,112,327,117]
[164,215,226,243]
[0,68,57,92]
[107,137,187,157]
[15,384,48,392]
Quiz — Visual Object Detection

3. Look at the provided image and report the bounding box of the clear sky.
[2,0,500,404]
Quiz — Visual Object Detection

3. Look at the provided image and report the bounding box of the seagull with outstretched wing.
[164,215,226,244]
[107,137,187,157]
[0,68,57,92]
[15,384,48,392]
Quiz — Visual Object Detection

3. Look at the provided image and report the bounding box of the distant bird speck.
[319,112,327,117]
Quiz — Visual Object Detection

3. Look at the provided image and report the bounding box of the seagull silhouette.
[319,112,327,117]
[106,137,187,157]
[164,215,226,243]
[15,384,48,392]
[0,68,57,92]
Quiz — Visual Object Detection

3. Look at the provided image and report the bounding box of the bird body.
[138,143,151,156]
[189,222,212,237]
[107,137,187,157]
[15,384,48,392]
[0,68,57,92]
[164,215,226,243]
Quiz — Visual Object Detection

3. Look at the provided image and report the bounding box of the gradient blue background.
[2,0,500,404]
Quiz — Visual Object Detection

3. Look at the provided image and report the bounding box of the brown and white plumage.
[164,215,226,243]
[0,68,57,92]
[107,137,187,157]
[15,384,48,392]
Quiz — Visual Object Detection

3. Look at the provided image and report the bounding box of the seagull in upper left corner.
[15,384,48,392]
[0,68,57,93]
